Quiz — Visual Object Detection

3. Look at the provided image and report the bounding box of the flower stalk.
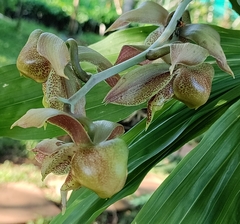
[58,0,193,113]
[66,38,91,82]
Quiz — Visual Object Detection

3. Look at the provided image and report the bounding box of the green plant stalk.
[59,0,193,113]
[66,38,91,82]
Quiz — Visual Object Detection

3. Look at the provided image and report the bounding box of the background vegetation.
[0,0,240,223]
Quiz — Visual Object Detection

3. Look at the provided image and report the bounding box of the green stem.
[58,51,146,112]
[150,0,192,49]
[59,0,193,113]
[146,45,170,60]
[66,38,91,82]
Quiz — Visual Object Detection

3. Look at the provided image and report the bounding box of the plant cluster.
[10,0,235,220]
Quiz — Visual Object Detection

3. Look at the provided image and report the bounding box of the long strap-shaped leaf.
[132,99,240,224]
[50,77,240,224]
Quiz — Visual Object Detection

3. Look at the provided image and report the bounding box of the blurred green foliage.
[0,137,27,162]
[0,16,103,66]
[1,0,119,26]
[0,16,59,66]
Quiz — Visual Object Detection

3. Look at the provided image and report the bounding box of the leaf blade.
[132,100,240,224]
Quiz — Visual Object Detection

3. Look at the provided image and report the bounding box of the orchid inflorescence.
[11,0,233,213]
[104,1,233,128]
[12,29,128,212]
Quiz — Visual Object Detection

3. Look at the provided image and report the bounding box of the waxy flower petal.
[170,43,209,73]
[173,63,214,109]
[42,66,85,116]
[106,1,168,32]
[37,32,70,79]
[92,120,125,144]
[11,108,91,145]
[33,138,65,163]
[145,25,165,46]
[40,142,77,179]
[146,81,174,129]
[115,45,149,65]
[70,138,128,198]
[17,29,51,83]
[179,24,234,76]
[42,70,67,110]
[104,63,171,106]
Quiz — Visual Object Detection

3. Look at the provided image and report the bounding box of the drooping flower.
[17,29,69,82]
[107,1,233,77]
[17,30,121,114]
[105,42,215,128]
[11,108,128,212]
[104,1,233,128]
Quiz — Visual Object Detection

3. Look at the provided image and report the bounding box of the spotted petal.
[40,142,77,179]
[32,138,65,163]
[42,70,67,110]
[146,81,174,129]
[37,32,70,79]
[11,108,91,145]
[17,29,51,83]
[104,63,171,106]
[42,67,85,116]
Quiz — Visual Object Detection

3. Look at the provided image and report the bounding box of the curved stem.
[146,45,170,60]
[58,50,147,112]
[59,0,193,113]
[66,38,91,82]
[150,0,192,49]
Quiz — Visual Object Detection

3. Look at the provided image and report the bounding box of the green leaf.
[90,26,157,62]
[132,99,240,224]
[0,64,65,139]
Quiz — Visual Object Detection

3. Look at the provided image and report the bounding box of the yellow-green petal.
[173,63,214,109]
[37,32,70,79]
[17,29,51,83]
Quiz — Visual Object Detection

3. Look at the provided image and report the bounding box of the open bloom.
[16,29,86,115]
[104,1,233,128]
[17,29,70,82]
[11,108,128,212]
[105,43,215,128]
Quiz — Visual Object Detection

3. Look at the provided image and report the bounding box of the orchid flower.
[11,108,128,213]
[16,29,120,115]
[104,1,233,128]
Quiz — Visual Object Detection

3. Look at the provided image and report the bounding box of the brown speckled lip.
[48,114,91,145]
